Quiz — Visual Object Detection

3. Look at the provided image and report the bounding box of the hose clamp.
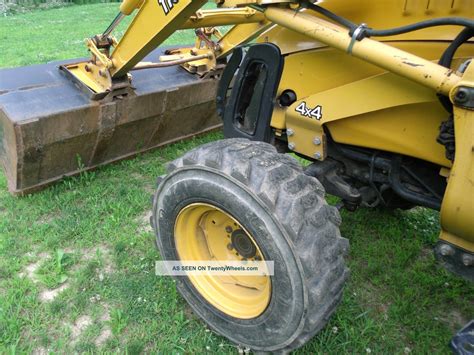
[347,23,368,55]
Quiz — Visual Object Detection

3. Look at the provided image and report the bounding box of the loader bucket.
[0,48,221,195]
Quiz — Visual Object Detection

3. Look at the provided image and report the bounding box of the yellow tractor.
[0,0,473,352]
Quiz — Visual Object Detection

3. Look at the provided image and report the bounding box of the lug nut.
[439,244,455,256]
[462,253,474,266]
[225,226,233,233]
[227,243,234,251]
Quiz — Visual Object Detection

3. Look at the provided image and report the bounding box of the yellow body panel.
[439,64,474,252]
[272,43,472,166]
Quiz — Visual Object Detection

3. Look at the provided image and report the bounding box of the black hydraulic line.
[389,157,441,210]
[304,2,357,30]
[437,27,474,112]
[304,2,474,39]
[335,145,442,210]
[439,28,474,68]
[369,153,386,205]
[364,18,474,38]
[336,145,391,171]
[401,165,443,200]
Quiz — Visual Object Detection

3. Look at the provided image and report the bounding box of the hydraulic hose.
[438,27,474,112]
[304,2,474,38]
[303,2,357,30]
[364,18,474,38]
[439,27,474,68]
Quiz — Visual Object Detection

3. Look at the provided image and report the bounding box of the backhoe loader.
[1,0,473,352]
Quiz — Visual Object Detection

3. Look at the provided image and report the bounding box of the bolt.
[314,152,322,159]
[288,142,296,150]
[84,64,91,72]
[313,137,321,145]
[462,253,474,266]
[99,69,107,77]
[227,243,234,251]
[225,226,233,233]
[439,244,455,256]
[287,128,294,137]
[454,88,469,104]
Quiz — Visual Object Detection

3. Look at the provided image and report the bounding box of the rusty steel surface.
[0,48,221,195]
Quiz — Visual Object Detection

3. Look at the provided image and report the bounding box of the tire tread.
[156,138,349,352]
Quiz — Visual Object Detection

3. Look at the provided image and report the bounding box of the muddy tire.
[151,138,349,352]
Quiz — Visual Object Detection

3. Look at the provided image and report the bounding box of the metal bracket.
[86,37,117,70]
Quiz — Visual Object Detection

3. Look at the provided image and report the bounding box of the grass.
[1,0,121,16]
[0,3,473,354]
[0,2,214,68]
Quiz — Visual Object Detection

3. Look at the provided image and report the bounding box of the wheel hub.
[231,229,257,259]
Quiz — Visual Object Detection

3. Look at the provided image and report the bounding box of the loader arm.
[64,0,278,97]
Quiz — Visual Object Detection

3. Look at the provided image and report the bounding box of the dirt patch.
[183,304,197,321]
[19,252,70,302]
[144,183,155,195]
[95,327,112,347]
[137,211,153,234]
[93,304,113,347]
[70,315,93,343]
[438,309,470,331]
[32,347,49,355]
[418,246,434,262]
[355,283,392,322]
[18,252,49,283]
[99,304,111,322]
[39,283,69,302]
[36,212,59,226]
[80,244,114,274]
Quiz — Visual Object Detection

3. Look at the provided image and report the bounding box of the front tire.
[151,138,349,352]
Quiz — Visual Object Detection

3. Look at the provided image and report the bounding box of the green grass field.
[0,4,473,354]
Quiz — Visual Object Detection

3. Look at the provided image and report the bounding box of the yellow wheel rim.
[174,203,271,319]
